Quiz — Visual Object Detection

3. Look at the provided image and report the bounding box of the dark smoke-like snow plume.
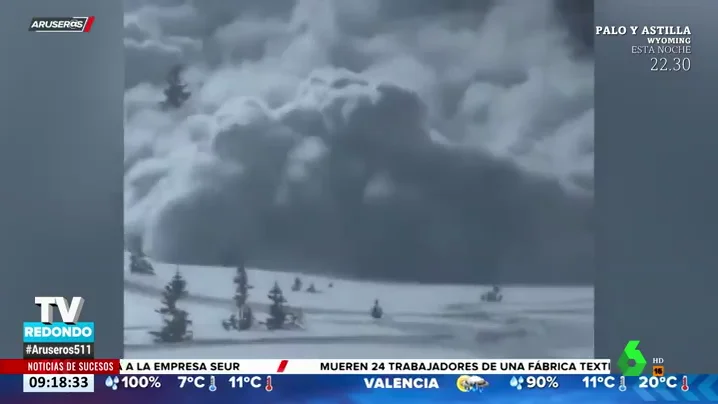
[124,0,594,284]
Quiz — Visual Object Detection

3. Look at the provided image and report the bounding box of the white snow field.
[124,253,593,359]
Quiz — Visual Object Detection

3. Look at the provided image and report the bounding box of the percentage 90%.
[106,376,162,389]
[525,376,560,389]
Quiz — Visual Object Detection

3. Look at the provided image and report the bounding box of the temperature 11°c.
[582,376,616,389]
[229,376,262,388]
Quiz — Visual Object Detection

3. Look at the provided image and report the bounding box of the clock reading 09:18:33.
[23,374,94,393]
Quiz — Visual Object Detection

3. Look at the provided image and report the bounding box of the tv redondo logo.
[23,297,95,343]
[24,326,93,339]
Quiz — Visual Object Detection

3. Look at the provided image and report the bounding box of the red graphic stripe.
[83,16,95,32]
[276,360,289,373]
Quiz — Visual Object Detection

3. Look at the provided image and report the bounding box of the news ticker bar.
[23,343,93,359]
[0,359,611,375]
[16,374,718,401]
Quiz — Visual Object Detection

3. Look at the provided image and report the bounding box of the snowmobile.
[221,314,238,331]
[222,306,253,331]
[129,254,155,275]
[286,308,304,329]
[480,286,503,302]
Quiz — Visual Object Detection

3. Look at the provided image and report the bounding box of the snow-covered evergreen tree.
[161,65,190,109]
[156,267,188,314]
[223,264,253,331]
[305,283,317,293]
[149,308,193,343]
[291,277,302,292]
[149,267,192,342]
[234,267,247,305]
[370,299,383,319]
[266,282,287,330]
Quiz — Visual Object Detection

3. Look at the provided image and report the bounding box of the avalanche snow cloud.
[124,0,594,284]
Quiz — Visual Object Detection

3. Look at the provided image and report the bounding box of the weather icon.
[457,375,489,392]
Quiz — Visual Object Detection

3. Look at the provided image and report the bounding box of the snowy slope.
[124,253,593,359]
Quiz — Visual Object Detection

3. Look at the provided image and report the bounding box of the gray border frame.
[595,0,718,373]
[0,2,124,358]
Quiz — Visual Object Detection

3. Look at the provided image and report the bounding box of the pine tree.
[305,283,317,293]
[370,299,383,319]
[155,266,188,314]
[291,277,302,292]
[266,282,287,330]
[224,264,253,331]
[153,308,193,342]
[149,267,192,342]
[161,65,190,109]
[233,265,249,306]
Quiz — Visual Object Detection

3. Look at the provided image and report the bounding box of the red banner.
[0,359,119,374]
